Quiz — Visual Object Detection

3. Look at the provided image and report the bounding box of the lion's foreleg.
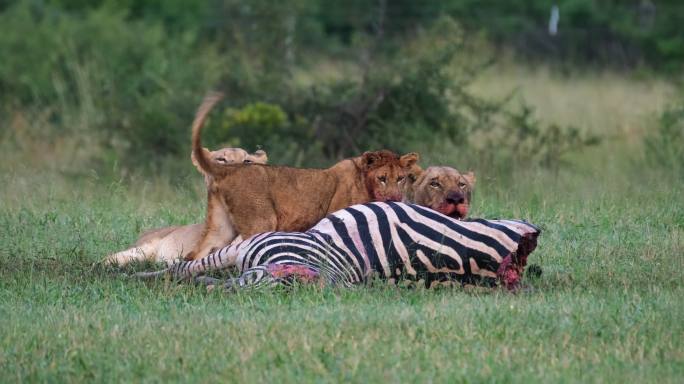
[187,219,237,261]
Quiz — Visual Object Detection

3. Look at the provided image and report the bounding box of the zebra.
[136,202,540,291]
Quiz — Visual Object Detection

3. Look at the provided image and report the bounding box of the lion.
[405,166,476,219]
[186,92,419,261]
[103,147,268,265]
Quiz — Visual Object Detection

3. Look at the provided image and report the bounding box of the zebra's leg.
[221,266,286,292]
[134,240,243,280]
[185,201,237,261]
[193,265,293,293]
[193,276,223,286]
[187,267,284,292]
[225,264,324,292]
[193,275,224,292]
[194,263,323,293]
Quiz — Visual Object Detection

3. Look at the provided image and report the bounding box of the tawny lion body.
[187,92,418,261]
[104,147,268,265]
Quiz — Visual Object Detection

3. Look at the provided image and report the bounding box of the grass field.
[1,68,683,382]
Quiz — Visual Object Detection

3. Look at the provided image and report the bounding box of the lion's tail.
[192,92,225,176]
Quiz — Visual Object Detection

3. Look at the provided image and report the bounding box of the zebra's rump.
[320,202,540,289]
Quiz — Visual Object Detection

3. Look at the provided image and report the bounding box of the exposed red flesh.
[266,264,320,283]
[496,232,539,291]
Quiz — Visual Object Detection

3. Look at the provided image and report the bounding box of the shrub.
[0,2,226,167]
[217,102,288,150]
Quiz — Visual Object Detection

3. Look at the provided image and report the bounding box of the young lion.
[186,92,419,261]
[405,166,476,219]
[104,147,268,265]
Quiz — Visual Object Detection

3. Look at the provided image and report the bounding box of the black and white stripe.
[136,202,540,290]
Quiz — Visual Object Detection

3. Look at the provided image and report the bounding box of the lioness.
[186,92,419,260]
[405,166,476,219]
[104,147,268,265]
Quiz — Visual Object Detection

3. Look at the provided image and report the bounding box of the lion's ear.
[399,152,420,168]
[464,171,476,186]
[253,149,268,164]
[408,165,424,183]
[361,151,382,170]
[191,148,212,174]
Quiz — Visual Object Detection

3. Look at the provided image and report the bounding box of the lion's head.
[357,151,419,202]
[409,166,476,219]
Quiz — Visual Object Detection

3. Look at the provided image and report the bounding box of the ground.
[1,66,682,382]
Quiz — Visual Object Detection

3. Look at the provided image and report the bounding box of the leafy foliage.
[0,1,227,165]
[217,102,288,150]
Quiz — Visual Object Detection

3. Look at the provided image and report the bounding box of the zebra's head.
[408,166,476,219]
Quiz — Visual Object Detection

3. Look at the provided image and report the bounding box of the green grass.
[1,152,682,382]
[1,69,683,382]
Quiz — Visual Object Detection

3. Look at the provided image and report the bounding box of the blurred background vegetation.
[0,0,682,180]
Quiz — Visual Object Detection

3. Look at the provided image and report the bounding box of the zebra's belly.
[234,231,366,284]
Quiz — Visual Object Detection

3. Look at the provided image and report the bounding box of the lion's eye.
[243,159,253,164]
[216,157,227,164]
[429,181,441,188]
[378,176,387,184]
[458,182,467,189]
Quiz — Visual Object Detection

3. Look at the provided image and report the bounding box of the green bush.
[217,102,288,150]
[272,18,490,159]
[0,1,226,166]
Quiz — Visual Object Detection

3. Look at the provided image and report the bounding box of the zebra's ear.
[464,171,476,186]
[399,152,419,168]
